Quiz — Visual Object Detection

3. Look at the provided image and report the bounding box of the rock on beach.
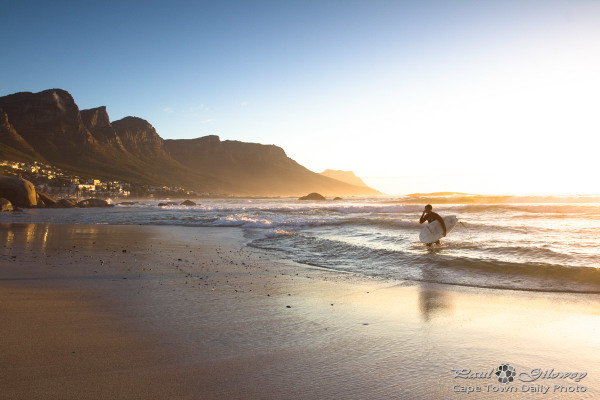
[0,197,13,211]
[77,198,114,208]
[0,176,37,207]
[299,192,326,201]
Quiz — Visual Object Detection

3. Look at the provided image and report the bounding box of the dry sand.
[1,222,599,399]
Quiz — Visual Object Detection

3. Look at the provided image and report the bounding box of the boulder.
[37,192,57,207]
[119,201,137,205]
[36,193,46,208]
[0,198,13,212]
[158,202,179,207]
[0,176,37,207]
[77,198,113,208]
[181,200,197,206]
[333,197,343,201]
[299,192,326,201]
[54,198,78,208]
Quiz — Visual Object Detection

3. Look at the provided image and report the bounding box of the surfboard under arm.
[419,215,458,244]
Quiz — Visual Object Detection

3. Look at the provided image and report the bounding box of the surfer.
[420,204,446,245]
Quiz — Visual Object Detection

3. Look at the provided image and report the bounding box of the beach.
[1,222,598,399]
[4,0,600,397]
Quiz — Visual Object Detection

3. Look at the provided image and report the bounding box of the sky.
[2,0,600,195]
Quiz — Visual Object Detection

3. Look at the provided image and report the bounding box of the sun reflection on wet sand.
[0,223,133,250]
[2,223,96,253]
[288,271,600,394]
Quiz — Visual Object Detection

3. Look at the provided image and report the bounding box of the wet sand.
[1,223,599,399]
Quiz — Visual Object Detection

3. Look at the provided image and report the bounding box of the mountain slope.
[110,117,232,193]
[0,107,44,161]
[165,136,381,196]
[0,89,382,196]
[0,89,97,163]
[80,106,126,149]
[320,169,371,188]
[0,89,200,186]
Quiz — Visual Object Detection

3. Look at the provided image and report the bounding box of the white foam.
[211,215,274,228]
[265,229,297,238]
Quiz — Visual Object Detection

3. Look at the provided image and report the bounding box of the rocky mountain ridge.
[0,89,381,196]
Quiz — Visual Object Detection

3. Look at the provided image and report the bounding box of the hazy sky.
[3,0,599,194]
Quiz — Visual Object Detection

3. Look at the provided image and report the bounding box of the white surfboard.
[419,215,458,244]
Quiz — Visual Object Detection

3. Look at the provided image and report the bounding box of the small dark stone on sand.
[286,305,292,308]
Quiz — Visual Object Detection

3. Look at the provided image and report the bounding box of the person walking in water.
[420,204,446,245]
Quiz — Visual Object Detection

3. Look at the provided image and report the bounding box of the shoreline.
[2,222,599,399]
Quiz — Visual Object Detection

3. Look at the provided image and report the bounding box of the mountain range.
[0,89,381,196]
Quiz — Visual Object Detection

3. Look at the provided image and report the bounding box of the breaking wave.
[4,195,600,293]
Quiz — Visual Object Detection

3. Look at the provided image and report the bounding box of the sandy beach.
[1,222,599,399]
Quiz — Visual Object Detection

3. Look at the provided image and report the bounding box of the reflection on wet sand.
[0,223,156,257]
[1,223,100,253]
[418,287,452,322]
[1,223,48,252]
[418,267,453,321]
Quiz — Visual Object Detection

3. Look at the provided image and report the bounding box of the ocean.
[4,194,600,293]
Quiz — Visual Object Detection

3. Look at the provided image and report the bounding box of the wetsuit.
[420,211,447,237]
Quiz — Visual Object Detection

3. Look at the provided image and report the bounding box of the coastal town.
[0,159,193,199]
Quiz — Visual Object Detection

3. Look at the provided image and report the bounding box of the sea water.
[4,194,600,293]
